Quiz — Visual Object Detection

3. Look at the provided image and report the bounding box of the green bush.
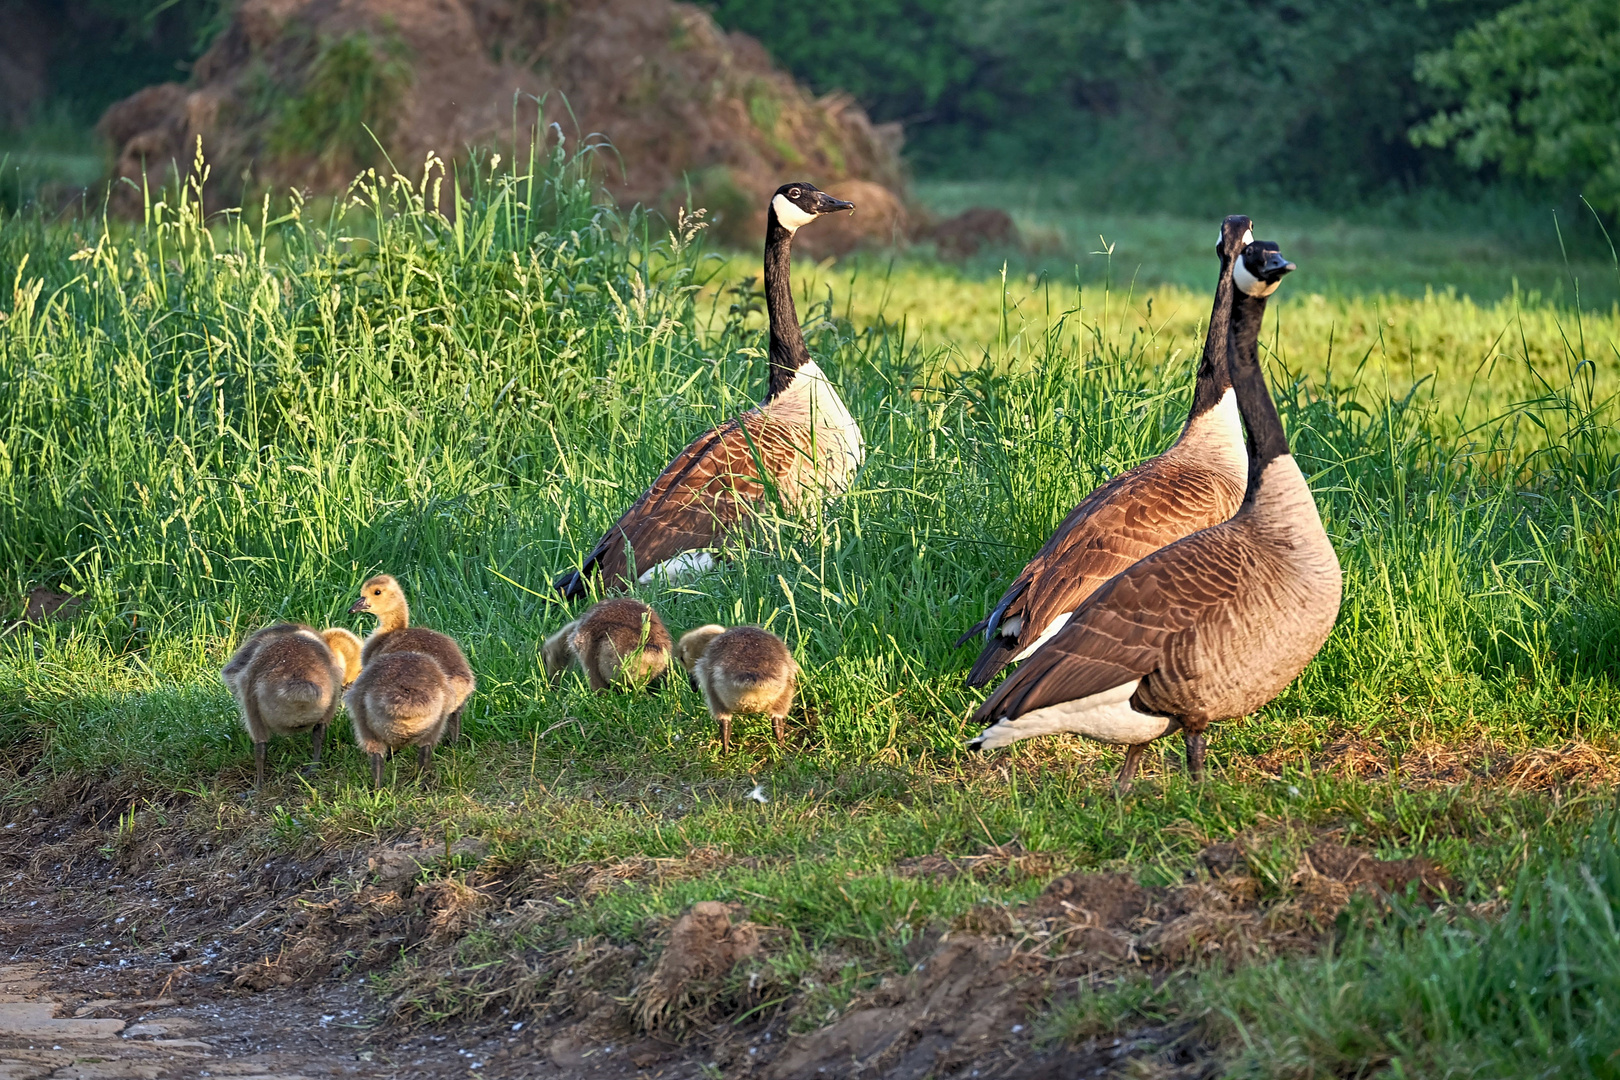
[707,0,1521,203]
[7,0,228,126]
[1413,0,1620,215]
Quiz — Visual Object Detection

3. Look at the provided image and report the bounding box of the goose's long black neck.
[764,215,809,401]
[1230,289,1290,494]
[1184,255,1238,423]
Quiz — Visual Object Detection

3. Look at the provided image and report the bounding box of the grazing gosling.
[544,598,672,691]
[222,623,348,786]
[676,625,798,751]
[344,649,452,788]
[674,623,725,691]
[348,574,475,744]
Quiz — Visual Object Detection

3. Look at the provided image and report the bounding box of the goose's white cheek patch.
[772,193,817,232]
[1233,257,1281,297]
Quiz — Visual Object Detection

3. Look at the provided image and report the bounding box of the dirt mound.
[766,935,1045,1080]
[768,838,1457,1077]
[632,901,761,1032]
[97,0,905,253]
[927,207,1020,258]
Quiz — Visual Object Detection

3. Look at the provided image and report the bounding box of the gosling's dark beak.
[815,192,855,214]
[348,598,369,614]
[1261,251,1296,282]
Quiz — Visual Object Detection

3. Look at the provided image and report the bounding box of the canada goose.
[542,597,673,691]
[678,625,798,751]
[554,182,860,599]
[344,649,452,788]
[968,238,1339,791]
[222,623,347,786]
[348,574,475,745]
[956,216,1262,688]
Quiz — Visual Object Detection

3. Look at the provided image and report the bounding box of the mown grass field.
[3,155,1620,1076]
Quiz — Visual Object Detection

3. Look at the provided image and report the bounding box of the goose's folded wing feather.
[965,459,1238,681]
[561,413,799,594]
[973,529,1246,720]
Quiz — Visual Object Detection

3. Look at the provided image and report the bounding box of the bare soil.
[1,782,1456,1080]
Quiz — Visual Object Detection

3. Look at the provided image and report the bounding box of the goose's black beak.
[816,193,855,215]
[348,598,369,614]
[1260,251,1296,282]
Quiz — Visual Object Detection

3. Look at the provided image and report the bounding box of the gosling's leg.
[770,685,794,747]
[1183,731,1207,781]
[306,723,328,773]
[1115,743,1147,794]
[370,752,385,789]
[254,741,267,789]
[445,706,463,747]
[418,744,434,775]
[717,714,733,753]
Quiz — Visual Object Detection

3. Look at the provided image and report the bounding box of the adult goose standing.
[967,238,1339,790]
[957,216,1261,688]
[555,183,860,599]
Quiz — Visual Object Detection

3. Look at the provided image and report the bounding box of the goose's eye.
[788,188,800,200]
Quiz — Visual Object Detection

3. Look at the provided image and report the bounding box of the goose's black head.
[1234,240,1295,297]
[770,182,855,234]
[1215,215,1255,262]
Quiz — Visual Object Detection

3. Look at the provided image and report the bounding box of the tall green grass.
[2,141,1619,775]
[1212,814,1620,1078]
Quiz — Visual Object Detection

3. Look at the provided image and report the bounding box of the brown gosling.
[544,598,672,691]
[344,649,452,788]
[322,626,364,687]
[348,574,475,745]
[677,625,798,751]
[674,623,724,691]
[222,623,347,786]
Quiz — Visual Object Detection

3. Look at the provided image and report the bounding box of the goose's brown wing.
[973,525,1246,722]
[556,412,802,598]
[963,458,1242,686]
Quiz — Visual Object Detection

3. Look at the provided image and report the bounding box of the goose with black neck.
[555,182,859,599]
[956,215,1262,688]
[966,237,1340,791]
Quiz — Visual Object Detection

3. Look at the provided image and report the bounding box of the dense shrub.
[707,0,1523,201]
[1414,0,1620,214]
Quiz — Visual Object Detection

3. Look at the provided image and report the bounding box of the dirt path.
[0,885,556,1080]
[5,790,1441,1080]
[0,880,724,1080]
[0,959,356,1079]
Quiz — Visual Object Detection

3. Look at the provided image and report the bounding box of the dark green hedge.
[706,0,1522,201]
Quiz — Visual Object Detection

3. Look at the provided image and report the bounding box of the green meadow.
[4,153,1620,1075]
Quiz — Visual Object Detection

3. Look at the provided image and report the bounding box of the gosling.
[223,624,357,786]
[344,649,452,788]
[544,598,672,691]
[348,574,476,744]
[323,626,364,687]
[676,625,798,751]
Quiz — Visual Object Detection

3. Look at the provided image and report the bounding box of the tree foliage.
[708,0,1520,199]
[1413,0,1620,213]
[13,0,230,123]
